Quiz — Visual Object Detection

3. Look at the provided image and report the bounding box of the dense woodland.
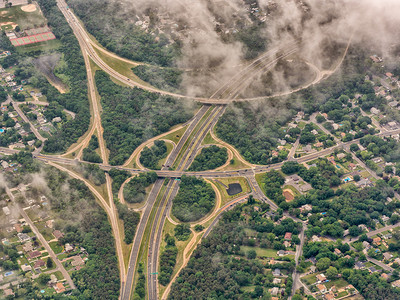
[188,145,228,171]
[116,203,140,244]
[95,71,193,165]
[172,176,215,222]
[140,140,167,170]
[67,0,179,66]
[38,0,90,153]
[83,135,103,163]
[123,172,158,204]
[133,65,183,93]
[159,234,178,286]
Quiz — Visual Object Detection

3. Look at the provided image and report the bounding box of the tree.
[194,224,204,232]
[350,144,360,152]
[353,174,361,182]
[326,266,338,279]
[282,161,300,175]
[247,249,257,259]
[46,258,53,269]
[316,257,331,271]
[38,273,50,285]
[316,115,326,123]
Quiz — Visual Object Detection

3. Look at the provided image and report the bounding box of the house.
[369,267,377,273]
[303,145,312,152]
[2,206,10,216]
[65,243,74,252]
[337,153,346,160]
[373,237,382,246]
[71,255,85,267]
[34,259,45,269]
[310,266,317,273]
[270,287,279,296]
[300,204,312,212]
[54,282,66,293]
[299,183,312,192]
[359,224,369,232]
[13,223,22,233]
[273,268,281,277]
[389,100,398,107]
[53,230,64,240]
[311,129,318,135]
[334,248,342,256]
[325,293,335,300]
[273,278,281,284]
[316,273,327,283]
[284,232,292,240]
[46,219,54,229]
[283,241,291,248]
[381,273,390,281]
[383,233,392,240]
[370,107,380,115]
[391,279,400,288]
[17,233,30,242]
[3,289,14,297]
[52,117,62,123]
[27,250,41,260]
[317,284,327,294]
[277,250,285,257]
[383,252,393,260]
[23,241,33,252]
[21,264,32,272]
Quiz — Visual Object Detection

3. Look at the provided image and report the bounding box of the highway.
[121,105,213,300]
[56,0,332,105]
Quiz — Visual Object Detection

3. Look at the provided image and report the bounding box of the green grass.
[49,241,63,254]
[336,291,348,298]
[53,271,64,280]
[325,278,348,289]
[16,39,61,53]
[301,273,317,285]
[163,125,188,145]
[240,246,278,258]
[202,131,217,145]
[213,177,251,206]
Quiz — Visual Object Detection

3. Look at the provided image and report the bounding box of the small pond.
[226,183,242,196]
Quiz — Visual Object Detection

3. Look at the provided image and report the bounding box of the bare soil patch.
[21,4,37,13]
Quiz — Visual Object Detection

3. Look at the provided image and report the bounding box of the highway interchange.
[0,1,375,299]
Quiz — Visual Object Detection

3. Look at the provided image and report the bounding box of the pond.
[226,183,242,196]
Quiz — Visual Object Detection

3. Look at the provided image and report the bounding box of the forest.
[67,0,179,66]
[159,234,178,286]
[172,176,215,222]
[95,71,193,165]
[116,203,140,244]
[140,140,167,170]
[38,0,91,153]
[133,65,183,93]
[83,135,103,163]
[188,145,228,171]
[123,172,158,204]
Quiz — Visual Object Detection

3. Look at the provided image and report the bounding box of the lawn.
[49,241,63,254]
[163,125,188,145]
[301,273,317,285]
[53,270,64,280]
[240,246,277,258]
[213,177,250,206]
[336,291,348,298]
[202,131,217,145]
[325,278,348,289]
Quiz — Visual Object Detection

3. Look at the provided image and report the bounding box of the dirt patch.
[34,54,67,94]
[21,4,37,12]
[0,22,17,29]
[283,189,294,202]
